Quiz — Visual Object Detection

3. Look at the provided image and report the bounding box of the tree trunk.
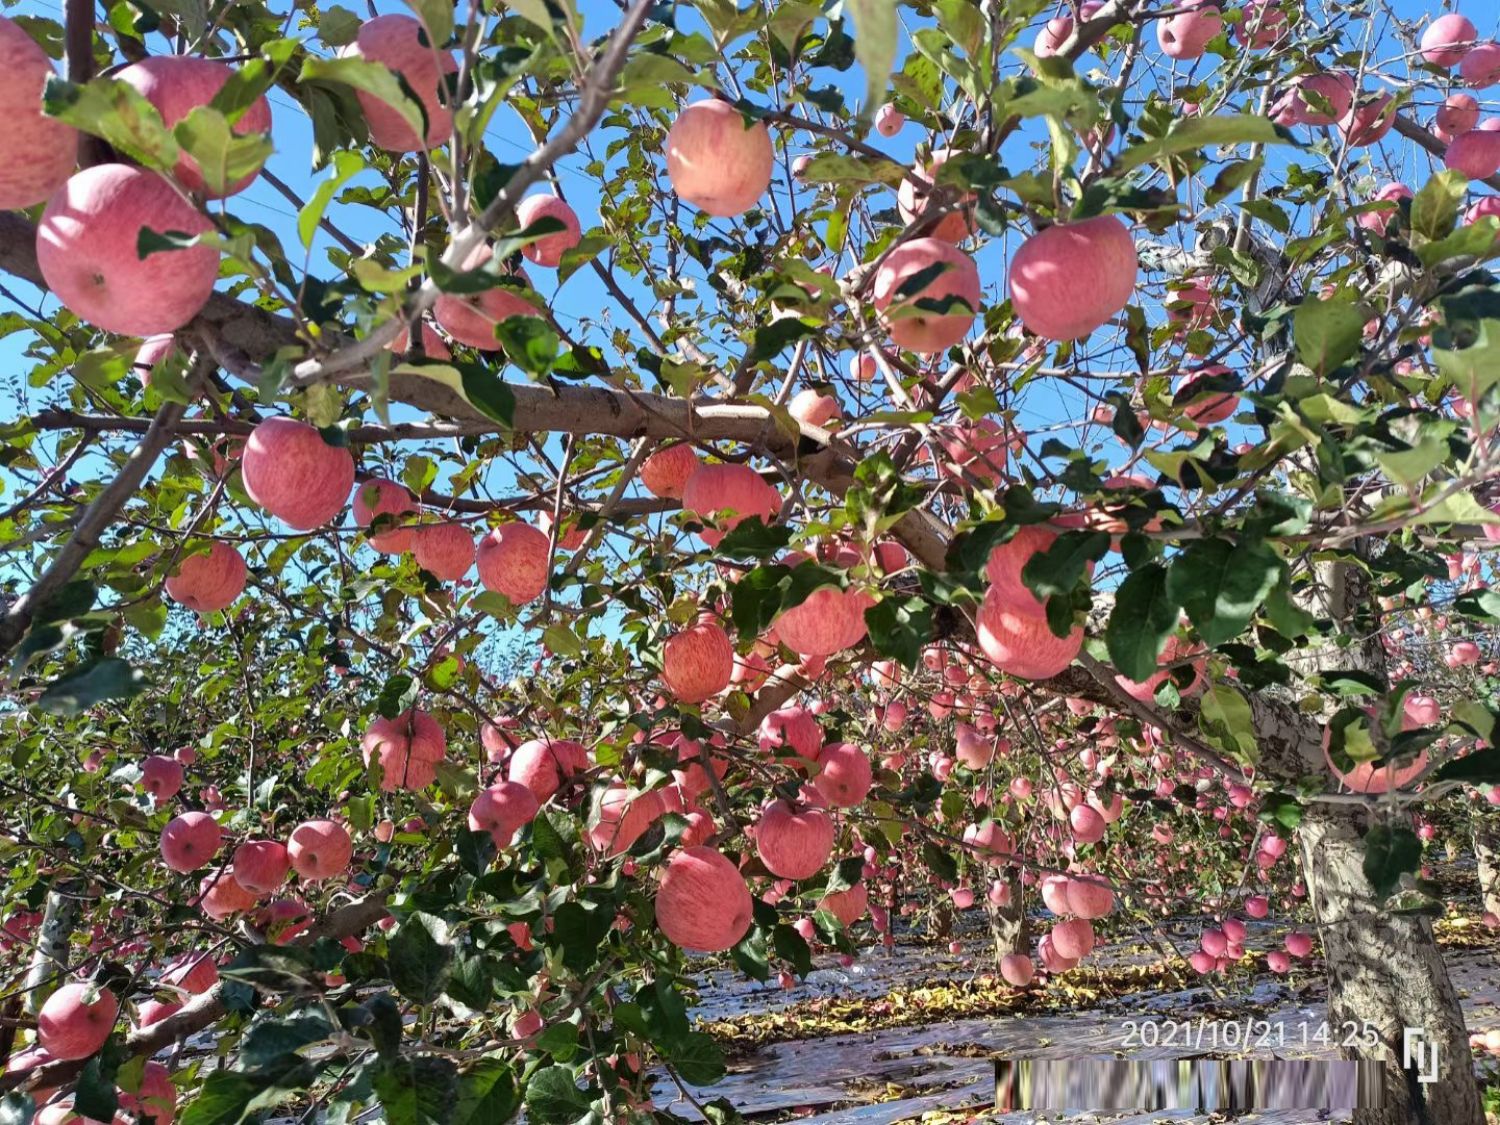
[23,879,82,1015]
[991,870,1028,958]
[1290,555,1483,1124]
[1300,802,1483,1125]
[1474,821,1500,919]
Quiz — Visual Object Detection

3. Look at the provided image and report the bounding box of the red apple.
[1155,3,1222,59]
[36,164,219,335]
[507,737,589,802]
[116,56,272,196]
[468,780,539,846]
[352,477,417,553]
[165,542,247,613]
[0,16,77,209]
[160,811,221,873]
[872,237,980,353]
[655,846,752,951]
[755,799,834,880]
[515,194,582,268]
[1009,215,1137,341]
[666,99,774,217]
[663,617,734,702]
[231,839,289,894]
[287,818,353,880]
[813,742,872,807]
[241,417,356,530]
[640,443,700,499]
[476,520,550,605]
[361,709,447,791]
[345,14,456,151]
[37,983,118,1060]
[680,463,781,547]
[433,244,536,350]
[413,521,475,579]
[1422,14,1478,68]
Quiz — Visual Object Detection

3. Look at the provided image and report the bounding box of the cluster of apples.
[663,98,1140,353]
[2,10,584,349]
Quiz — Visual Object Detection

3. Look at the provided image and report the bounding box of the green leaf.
[1293,292,1364,374]
[300,56,426,151]
[823,855,866,895]
[238,1012,337,1070]
[396,362,516,428]
[1258,792,1304,831]
[530,809,577,875]
[375,673,417,720]
[1166,538,1281,647]
[1410,168,1466,241]
[1435,747,1500,784]
[402,0,453,43]
[451,1059,519,1125]
[74,1057,119,1124]
[371,1057,458,1125]
[495,316,559,379]
[534,1021,579,1061]
[1451,701,1498,745]
[1106,563,1180,683]
[387,912,454,1005]
[1115,114,1291,172]
[550,901,610,973]
[1363,824,1421,898]
[666,1032,727,1087]
[299,150,364,250]
[523,1066,590,1125]
[173,106,274,196]
[863,596,933,669]
[35,658,145,716]
[1021,529,1109,602]
[42,74,179,168]
[1198,682,1257,761]
[179,1060,318,1125]
[846,0,899,129]
[0,1094,35,1125]
[797,151,907,186]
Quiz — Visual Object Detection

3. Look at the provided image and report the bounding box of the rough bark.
[990,870,1028,959]
[1293,556,1483,1125]
[1475,821,1500,920]
[1301,802,1483,1125]
[22,879,82,1015]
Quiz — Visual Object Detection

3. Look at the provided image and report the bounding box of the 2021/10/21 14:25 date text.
[1120,1019,1384,1052]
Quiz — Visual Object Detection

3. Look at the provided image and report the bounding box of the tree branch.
[2,892,390,1096]
[0,394,191,656]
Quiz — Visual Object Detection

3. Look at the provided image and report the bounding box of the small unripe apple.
[874,102,905,136]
